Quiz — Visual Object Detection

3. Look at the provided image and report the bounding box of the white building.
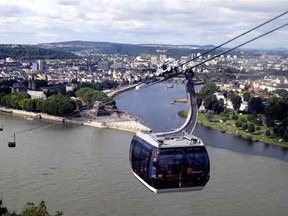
[27,90,47,99]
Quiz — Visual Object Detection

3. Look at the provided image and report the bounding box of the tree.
[283,117,288,128]
[25,99,37,112]
[248,97,263,114]
[218,98,225,113]
[242,123,248,130]
[36,99,46,112]
[265,130,271,137]
[276,89,288,102]
[236,120,242,128]
[264,97,288,121]
[0,199,63,216]
[204,95,219,113]
[58,102,76,116]
[227,91,236,100]
[243,92,251,102]
[273,126,279,135]
[75,87,115,107]
[247,114,257,121]
[45,94,76,116]
[198,82,218,99]
[232,112,238,120]
[196,97,202,108]
[283,131,288,141]
[0,199,8,216]
[230,94,242,111]
[44,100,59,116]
[3,93,30,109]
[247,123,255,133]
[278,127,286,137]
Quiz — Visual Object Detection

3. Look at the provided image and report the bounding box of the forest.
[0,45,77,60]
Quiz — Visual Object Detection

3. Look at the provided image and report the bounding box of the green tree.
[44,100,59,116]
[25,99,37,112]
[230,94,242,111]
[264,97,288,121]
[58,102,76,116]
[248,97,263,114]
[236,120,242,128]
[232,112,238,120]
[265,129,271,137]
[196,97,202,108]
[273,126,279,135]
[243,92,251,102]
[218,98,225,113]
[11,200,62,216]
[247,113,257,121]
[247,123,255,133]
[204,95,218,112]
[278,127,286,137]
[0,199,8,216]
[75,87,114,107]
[227,91,236,100]
[283,131,288,140]
[242,123,248,130]
[19,99,29,110]
[199,82,218,99]
[36,99,46,112]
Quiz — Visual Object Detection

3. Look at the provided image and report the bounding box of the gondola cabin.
[8,140,16,148]
[8,133,16,148]
[130,131,210,193]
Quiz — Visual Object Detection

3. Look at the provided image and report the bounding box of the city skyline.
[1,0,288,49]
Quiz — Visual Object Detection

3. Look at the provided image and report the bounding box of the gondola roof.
[135,131,204,148]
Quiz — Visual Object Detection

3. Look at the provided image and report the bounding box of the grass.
[171,98,187,104]
[174,96,288,148]
[184,111,288,148]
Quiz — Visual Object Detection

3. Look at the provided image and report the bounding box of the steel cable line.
[177,10,288,68]
[142,12,288,87]
[187,22,288,70]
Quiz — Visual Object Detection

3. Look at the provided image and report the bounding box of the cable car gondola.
[130,71,210,193]
[8,133,16,148]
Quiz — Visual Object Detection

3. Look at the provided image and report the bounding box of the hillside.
[0,44,78,60]
[38,40,217,58]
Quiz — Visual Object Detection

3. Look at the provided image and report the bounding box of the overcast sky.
[1,0,288,49]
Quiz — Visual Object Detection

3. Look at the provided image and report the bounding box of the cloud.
[56,0,80,6]
[0,0,287,48]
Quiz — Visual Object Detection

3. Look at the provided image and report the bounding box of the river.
[0,82,287,216]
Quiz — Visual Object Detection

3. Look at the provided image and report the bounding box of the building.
[32,62,38,71]
[27,90,47,99]
[66,83,76,92]
[37,60,46,71]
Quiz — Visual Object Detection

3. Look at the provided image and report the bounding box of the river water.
[0,82,288,216]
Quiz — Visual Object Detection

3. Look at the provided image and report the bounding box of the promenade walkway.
[1,106,151,133]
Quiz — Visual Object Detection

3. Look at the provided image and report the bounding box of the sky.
[0,0,288,49]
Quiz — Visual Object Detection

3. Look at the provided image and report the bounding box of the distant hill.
[38,40,218,58]
[0,44,78,60]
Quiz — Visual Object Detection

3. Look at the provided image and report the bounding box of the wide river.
[0,82,288,216]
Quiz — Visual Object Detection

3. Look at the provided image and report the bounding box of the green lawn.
[194,112,288,148]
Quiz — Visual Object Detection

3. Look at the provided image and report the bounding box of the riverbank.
[107,83,139,98]
[0,106,151,133]
[190,112,288,148]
